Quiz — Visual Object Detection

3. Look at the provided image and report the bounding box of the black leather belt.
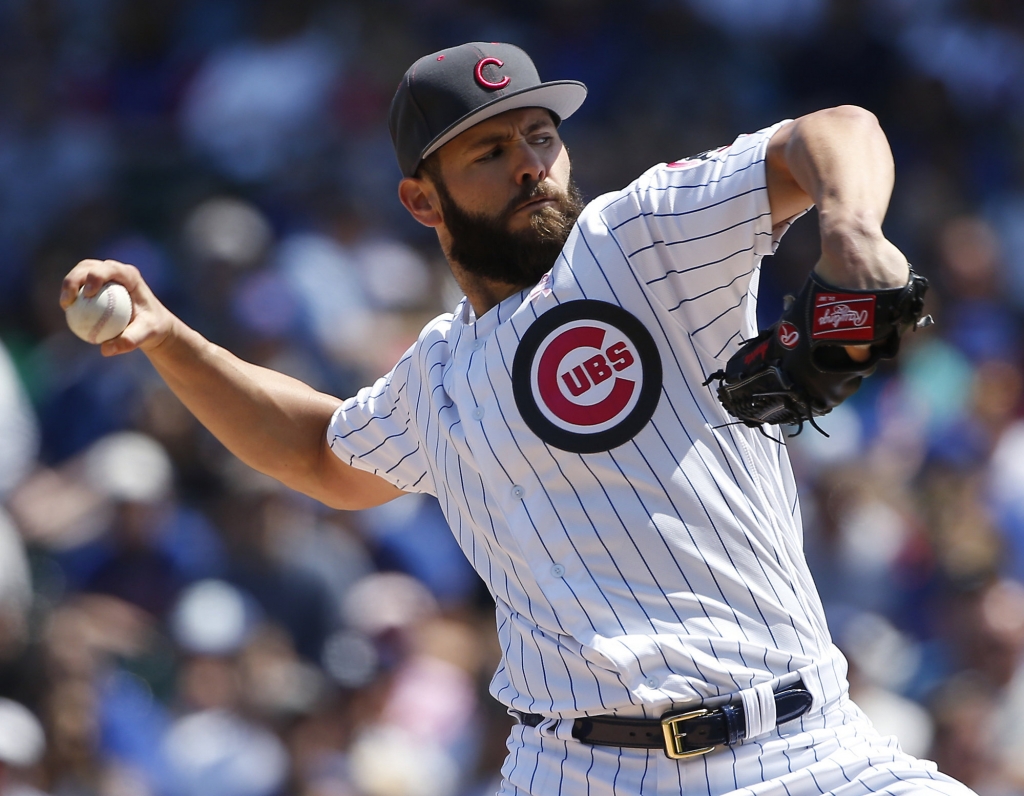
[514,683,813,760]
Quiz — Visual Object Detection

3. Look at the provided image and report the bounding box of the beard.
[434,174,585,288]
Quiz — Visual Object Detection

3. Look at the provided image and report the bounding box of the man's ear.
[398,178,443,228]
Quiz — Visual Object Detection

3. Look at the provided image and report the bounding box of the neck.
[449,259,532,318]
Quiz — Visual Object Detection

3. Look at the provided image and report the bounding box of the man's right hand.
[60,259,176,358]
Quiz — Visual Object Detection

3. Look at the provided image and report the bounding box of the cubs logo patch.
[512,301,662,453]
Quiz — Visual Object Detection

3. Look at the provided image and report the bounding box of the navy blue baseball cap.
[389,42,588,178]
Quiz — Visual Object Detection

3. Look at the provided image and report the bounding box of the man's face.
[425,107,584,287]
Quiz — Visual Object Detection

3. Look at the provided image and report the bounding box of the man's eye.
[478,149,501,162]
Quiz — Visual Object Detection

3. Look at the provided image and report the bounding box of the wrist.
[142,315,191,361]
[815,214,908,290]
[817,211,883,259]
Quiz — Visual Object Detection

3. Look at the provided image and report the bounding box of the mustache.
[500,182,562,221]
[436,172,585,287]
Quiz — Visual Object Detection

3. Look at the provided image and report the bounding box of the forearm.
[61,258,405,509]
[783,106,894,228]
[775,106,908,289]
[146,320,340,493]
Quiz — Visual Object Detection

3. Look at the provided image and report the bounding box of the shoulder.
[637,121,794,191]
[362,311,455,388]
[416,310,456,344]
[398,311,455,373]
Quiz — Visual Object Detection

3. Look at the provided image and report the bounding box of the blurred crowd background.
[1,0,1023,794]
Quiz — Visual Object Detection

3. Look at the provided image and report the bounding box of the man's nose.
[513,142,547,185]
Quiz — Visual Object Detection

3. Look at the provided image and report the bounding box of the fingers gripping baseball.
[60,259,174,357]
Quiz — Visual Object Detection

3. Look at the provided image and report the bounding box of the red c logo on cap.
[475,57,511,90]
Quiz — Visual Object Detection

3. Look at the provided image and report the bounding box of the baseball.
[65,282,133,344]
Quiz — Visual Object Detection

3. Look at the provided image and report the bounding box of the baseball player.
[63,42,973,796]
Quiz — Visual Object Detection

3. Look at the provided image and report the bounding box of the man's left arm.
[765,105,908,292]
[703,107,931,430]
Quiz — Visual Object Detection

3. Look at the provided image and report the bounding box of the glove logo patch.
[778,322,800,349]
[813,294,875,341]
[512,301,662,453]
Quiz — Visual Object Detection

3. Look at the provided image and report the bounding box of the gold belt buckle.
[660,709,716,760]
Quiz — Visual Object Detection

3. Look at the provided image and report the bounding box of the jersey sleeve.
[326,347,434,496]
[611,121,807,364]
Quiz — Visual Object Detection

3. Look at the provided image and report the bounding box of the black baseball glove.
[703,267,931,436]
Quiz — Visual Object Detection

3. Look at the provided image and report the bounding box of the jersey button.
[472,406,485,420]
[550,564,565,578]
[645,677,659,689]
[472,339,484,352]
[511,485,525,499]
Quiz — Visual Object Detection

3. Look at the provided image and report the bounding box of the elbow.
[783,106,888,172]
[818,105,883,138]
[310,434,407,511]
[828,104,878,124]
[288,472,364,511]
[318,495,359,512]
[791,105,882,138]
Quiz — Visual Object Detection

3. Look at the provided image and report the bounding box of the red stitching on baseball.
[88,289,117,344]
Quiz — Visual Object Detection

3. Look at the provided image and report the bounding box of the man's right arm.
[61,259,406,511]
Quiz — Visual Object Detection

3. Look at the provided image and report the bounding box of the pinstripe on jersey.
[328,121,839,719]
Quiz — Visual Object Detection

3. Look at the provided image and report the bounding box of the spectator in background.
[926,579,1024,794]
[936,216,1018,364]
[0,698,48,796]
[179,0,343,185]
[75,432,185,619]
[215,481,337,663]
[0,511,36,721]
[0,343,38,500]
[163,580,292,796]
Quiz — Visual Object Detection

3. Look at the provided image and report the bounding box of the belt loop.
[739,681,777,740]
[548,717,578,741]
[795,644,850,714]
[720,704,743,745]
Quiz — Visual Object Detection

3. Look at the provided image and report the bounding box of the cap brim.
[419,80,587,164]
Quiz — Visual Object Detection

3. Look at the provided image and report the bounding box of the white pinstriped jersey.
[328,121,845,718]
